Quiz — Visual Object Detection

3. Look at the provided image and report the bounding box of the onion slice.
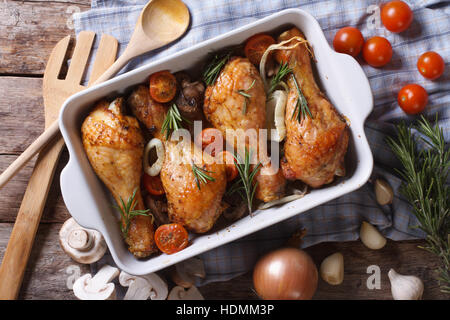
[258,193,305,210]
[143,138,165,176]
[266,90,287,142]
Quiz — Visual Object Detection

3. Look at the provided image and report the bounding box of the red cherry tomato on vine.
[333,27,364,57]
[417,51,445,80]
[154,223,189,254]
[362,36,393,67]
[397,84,428,114]
[381,1,413,33]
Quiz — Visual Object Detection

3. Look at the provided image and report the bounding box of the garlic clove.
[375,178,394,205]
[360,221,387,250]
[320,252,344,285]
[388,268,424,300]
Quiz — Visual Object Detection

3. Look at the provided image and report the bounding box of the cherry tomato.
[142,173,165,196]
[362,36,393,67]
[194,128,224,157]
[149,70,177,103]
[244,33,276,66]
[417,51,445,80]
[381,1,413,33]
[397,84,428,114]
[333,27,364,57]
[218,151,238,181]
[154,223,189,254]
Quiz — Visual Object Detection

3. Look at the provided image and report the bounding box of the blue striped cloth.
[74,0,449,284]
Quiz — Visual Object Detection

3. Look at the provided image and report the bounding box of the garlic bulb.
[360,221,387,250]
[375,179,394,205]
[388,269,424,300]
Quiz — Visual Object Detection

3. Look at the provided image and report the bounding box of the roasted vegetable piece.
[149,70,177,103]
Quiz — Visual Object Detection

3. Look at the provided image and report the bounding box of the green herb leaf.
[192,162,216,190]
[291,74,313,122]
[268,62,292,97]
[237,79,256,115]
[115,187,153,238]
[226,148,262,215]
[161,103,191,140]
[203,52,231,86]
[386,115,450,293]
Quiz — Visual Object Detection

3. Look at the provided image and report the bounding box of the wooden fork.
[0,32,118,299]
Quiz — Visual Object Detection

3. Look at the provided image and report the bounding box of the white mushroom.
[65,265,82,290]
[73,264,119,300]
[119,271,168,300]
[168,285,204,300]
[171,257,206,288]
[59,218,107,264]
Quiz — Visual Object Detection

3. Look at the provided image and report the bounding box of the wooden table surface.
[0,0,446,300]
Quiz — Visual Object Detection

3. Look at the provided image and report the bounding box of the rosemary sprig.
[161,103,191,139]
[203,52,231,86]
[291,74,313,121]
[192,162,216,190]
[268,62,292,97]
[227,148,262,215]
[115,188,152,238]
[386,116,450,293]
[237,79,256,114]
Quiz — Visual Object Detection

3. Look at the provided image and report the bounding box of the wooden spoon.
[0,0,190,190]
[93,0,190,84]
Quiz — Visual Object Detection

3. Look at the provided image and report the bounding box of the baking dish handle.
[332,52,374,122]
[60,158,103,230]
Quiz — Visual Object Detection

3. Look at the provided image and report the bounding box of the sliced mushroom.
[144,195,170,225]
[168,285,204,300]
[59,218,107,264]
[72,264,119,300]
[174,71,205,119]
[170,257,206,288]
[119,271,168,300]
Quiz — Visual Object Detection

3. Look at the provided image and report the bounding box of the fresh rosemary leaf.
[161,103,191,139]
[386,116,449,293]
[227,148,262,215]
[192,162,216,190]
[115,187,152,238]
[291,74,313,121]
[203,52,231,86]
[237,79,256,115]
[268,62,292,96]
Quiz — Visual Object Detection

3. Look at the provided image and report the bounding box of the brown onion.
[253,247,318,300]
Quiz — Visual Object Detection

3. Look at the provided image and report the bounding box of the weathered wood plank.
[0,220,445,300]
[0,76,70,223]
[199,240,448,300]
[0,0,90,75]
[0,223,90,299]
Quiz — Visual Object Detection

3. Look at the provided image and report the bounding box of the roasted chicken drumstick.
[81,98,157,258]
[276,28,349,188]
[128,85,228,233]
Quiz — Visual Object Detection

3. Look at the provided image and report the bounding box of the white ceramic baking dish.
[59,8,373,275]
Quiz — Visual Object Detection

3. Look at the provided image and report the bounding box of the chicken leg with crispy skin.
[81,98,157,258]
[128,85,228,233]
[204,57,286,202]
[275,28,349,188]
